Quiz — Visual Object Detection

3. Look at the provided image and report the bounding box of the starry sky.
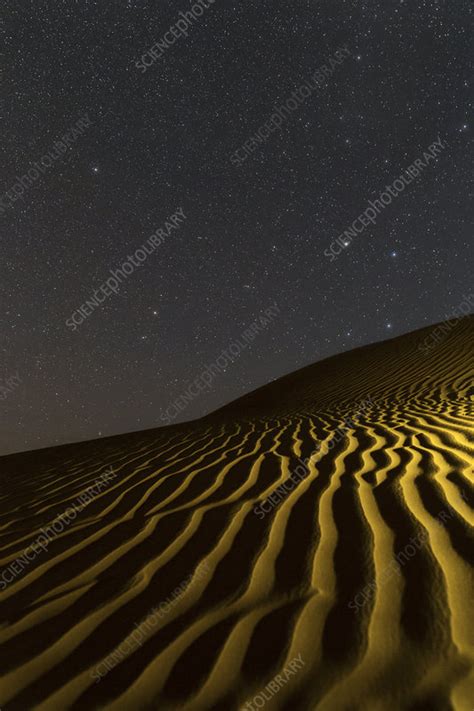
[2,0,472,455]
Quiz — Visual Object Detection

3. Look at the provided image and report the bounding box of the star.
[92,166,99,174]
[390,251,398,257]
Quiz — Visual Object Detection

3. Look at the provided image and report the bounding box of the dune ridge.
[0,317,473,710]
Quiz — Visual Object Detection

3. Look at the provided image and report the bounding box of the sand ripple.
[0,318,473,710]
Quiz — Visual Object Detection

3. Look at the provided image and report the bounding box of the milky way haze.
[2,0,472,454]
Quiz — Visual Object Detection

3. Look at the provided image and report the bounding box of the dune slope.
[0,317,473,711]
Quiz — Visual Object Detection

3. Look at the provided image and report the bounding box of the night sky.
[2,0,472,455]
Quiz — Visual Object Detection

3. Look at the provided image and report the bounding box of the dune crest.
[0,317,473,710]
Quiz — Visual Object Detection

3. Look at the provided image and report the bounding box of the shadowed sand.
[0,317,473,710]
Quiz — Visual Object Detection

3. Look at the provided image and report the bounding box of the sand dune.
[0,317,473,710]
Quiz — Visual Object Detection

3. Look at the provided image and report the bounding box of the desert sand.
[0,317,473,710]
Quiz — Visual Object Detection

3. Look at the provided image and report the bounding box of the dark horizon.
[2,311,472,459]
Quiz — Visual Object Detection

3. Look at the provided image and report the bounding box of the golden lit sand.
[0,317,473,710]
